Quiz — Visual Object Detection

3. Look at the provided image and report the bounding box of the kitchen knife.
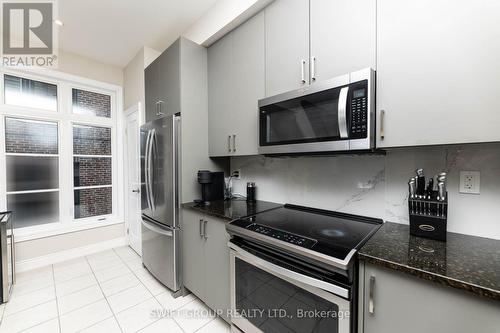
[416,169,425,198]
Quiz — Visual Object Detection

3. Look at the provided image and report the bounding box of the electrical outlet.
[232,169,241,179]
[459,171,480,194]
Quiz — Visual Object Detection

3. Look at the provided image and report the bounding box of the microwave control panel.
[350,83,368,139]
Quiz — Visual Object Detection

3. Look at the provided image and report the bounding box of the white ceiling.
[58,0,218,68]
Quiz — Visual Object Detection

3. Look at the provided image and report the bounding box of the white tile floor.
[0,246,231,333]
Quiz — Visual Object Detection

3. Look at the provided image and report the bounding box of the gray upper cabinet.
[208,35,233,157]
[144,60,159,122]
[264,0,309,96]
[361,263,500,333]
[144,39,181,122]
[376,0,500,148]
[310,0,376,83]
[208,12,265,157]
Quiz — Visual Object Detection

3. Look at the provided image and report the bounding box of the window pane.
[7,192,59,228]
[73,125,111,155]
[74,157,111,187]
[72,89,111,118]
[74,187,112,219]
[4,75,58,111]
[7,156,58,192]
[5,118,58,154]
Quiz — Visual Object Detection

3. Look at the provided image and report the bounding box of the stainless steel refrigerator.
[140,114,182,296]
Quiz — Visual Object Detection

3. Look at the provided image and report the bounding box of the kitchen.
[0,0,499,332]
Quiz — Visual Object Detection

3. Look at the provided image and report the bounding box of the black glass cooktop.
[230,204,383,261]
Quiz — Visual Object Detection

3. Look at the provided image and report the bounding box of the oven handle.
[338,86,349,139]
[229,242,349,299]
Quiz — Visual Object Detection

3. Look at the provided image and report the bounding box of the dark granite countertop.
[359,222,500,301]
[182,199,283,222]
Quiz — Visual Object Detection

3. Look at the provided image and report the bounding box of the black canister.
[246,182,256,202]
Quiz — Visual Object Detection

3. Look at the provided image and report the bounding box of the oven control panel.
[246,224,316,249]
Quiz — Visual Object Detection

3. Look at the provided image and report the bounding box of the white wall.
[58,50,123,86]
[231,143,500,240]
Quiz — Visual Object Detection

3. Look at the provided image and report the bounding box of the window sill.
[14,218,125,243]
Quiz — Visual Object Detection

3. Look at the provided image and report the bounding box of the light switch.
[459,171,480,194]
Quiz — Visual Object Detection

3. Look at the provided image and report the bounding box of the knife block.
[408,192,448,242]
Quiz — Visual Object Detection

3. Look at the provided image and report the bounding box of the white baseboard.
[16,237,128,273]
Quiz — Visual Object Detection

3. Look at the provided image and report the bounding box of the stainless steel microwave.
[258,68,375,155]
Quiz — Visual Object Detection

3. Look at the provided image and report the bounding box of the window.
[0,71,121,235]
[73,125,112,219]
[72,88,111,118]
[5,118,59,228]
[4,75,58,111]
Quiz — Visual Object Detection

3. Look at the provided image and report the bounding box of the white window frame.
[0,67,124,242]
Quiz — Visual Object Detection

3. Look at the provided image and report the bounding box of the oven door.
[230,242,351,333]
[258,75,350,155]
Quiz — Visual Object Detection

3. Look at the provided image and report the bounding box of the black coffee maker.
[195,170,224,205]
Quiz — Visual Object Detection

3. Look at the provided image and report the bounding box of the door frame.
[124,102,142,254]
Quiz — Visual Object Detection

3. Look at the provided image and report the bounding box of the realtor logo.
[1,0,58,67]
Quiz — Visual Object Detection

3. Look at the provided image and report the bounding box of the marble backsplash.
[230,143,500,240]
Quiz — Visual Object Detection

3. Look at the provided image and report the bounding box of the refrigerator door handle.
[144,130,153,211]
[148,129,156,211]
[142,216,173,237]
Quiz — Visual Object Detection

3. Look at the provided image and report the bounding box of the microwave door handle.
[338,87,349,139]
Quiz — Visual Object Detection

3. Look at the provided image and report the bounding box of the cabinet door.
[204,217,231,323]
[376,0,500,147]
[208,35,233,157]
[144,60,159,123]
[231,12,265,156]
[310,0,376,82]
[362,263,500,333]
[181,209,206,300]
[157,39,180,117]
[265,0,309,96]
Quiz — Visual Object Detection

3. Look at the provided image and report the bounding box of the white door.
[126,105,141,254]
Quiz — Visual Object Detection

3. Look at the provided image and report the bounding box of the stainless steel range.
[226,204,382,333]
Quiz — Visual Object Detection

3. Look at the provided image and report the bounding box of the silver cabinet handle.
[300,59,306,84]
[199,219,204,237]
[227,135,232,153]
[232,134,236,153]
[203,220,209,239]
[311,56,316,81]
[380,109,386,140]
[369,275,375,315]
[338,86,349,139]
[157,100,165,116]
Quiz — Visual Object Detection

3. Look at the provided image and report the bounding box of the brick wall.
[74,187,112,219]
[72,89,111,118]
[5,118,58,154]
[74,157,111,187]
[73,125,111,155]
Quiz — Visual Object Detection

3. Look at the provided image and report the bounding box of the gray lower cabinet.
[182,209,231,323]
[360,262,500,333]
[208,12,265,157]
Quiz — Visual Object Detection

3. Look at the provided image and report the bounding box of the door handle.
[338,86,349,139]
[199,219,204,237]
[232,134,236,153]
[144,130,153,211]
[369,275,375,315]
[227,135,232,153]
[311,56,316,82]
[380,109,386,140]
[7,233,15,285]
[300,59,306,84]
[203,220,209,239]
[142,216,173,237]
[132,189,140,193]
